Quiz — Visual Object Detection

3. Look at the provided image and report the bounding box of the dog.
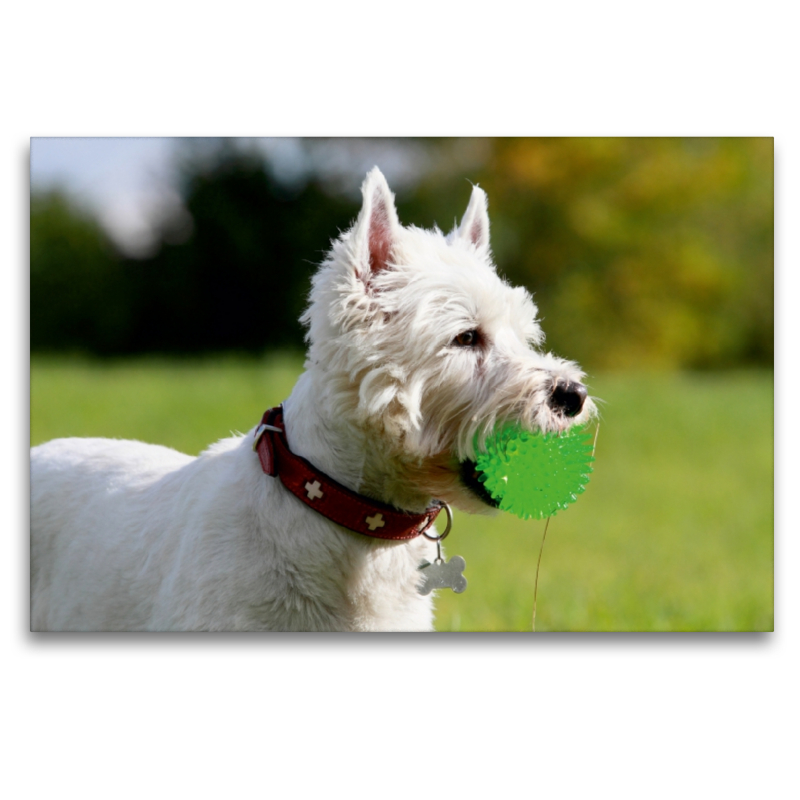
[30,167,595,631]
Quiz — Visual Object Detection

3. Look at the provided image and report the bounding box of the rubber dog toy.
[474,424,595,520]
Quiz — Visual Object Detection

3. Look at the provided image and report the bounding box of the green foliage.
[30,138,773,369]
[30,357,774,631]
[30,192,131,354]
[404,137,773,370]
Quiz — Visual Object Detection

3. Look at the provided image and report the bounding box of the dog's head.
[301,167,596,512]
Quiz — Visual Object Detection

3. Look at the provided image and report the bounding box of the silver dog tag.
[418,555,467,595]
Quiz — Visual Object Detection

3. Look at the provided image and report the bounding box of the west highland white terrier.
[30,167,595,631]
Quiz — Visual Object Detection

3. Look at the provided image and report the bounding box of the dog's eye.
[453,330,479,347]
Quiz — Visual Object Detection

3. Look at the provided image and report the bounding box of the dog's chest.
[343,537,437,632]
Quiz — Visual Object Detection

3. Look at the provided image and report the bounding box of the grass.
[30,355,774,632]
[30,353,303,455]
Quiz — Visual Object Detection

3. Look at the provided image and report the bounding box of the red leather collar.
[253,406,443,541]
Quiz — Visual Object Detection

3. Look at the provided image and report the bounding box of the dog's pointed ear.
[455,184,490,255]
[351,167,401,282]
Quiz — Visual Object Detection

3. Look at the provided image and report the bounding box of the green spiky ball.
[474,425,595,520]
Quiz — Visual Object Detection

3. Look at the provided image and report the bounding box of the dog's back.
[30,436,286,631]
[31,438,196,630]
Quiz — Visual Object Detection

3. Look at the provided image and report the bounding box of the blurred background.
[29,137,773,631]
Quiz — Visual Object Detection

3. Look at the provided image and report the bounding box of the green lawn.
[30,356,774,632]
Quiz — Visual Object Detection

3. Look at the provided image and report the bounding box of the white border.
[5,3,795,797]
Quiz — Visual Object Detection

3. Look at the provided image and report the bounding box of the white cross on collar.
[305,480,324,501]
[365,513,386,531]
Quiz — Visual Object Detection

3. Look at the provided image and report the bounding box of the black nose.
[549,380,588,417]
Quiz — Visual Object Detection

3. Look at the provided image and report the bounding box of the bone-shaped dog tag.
[418,555,467,595]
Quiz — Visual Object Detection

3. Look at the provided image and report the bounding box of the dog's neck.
[282,371,434,514]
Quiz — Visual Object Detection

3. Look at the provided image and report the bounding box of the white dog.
[30,167,595,631]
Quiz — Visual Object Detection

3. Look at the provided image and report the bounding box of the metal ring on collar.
[422,501,453,541]
[252,422,283,451]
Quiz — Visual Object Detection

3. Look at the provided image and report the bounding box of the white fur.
[30,168,595,631]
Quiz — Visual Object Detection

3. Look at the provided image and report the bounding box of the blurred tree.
[121,146,356,354]
[30,146,358,356]
[30,137,773,370]
[30,192,131,354]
